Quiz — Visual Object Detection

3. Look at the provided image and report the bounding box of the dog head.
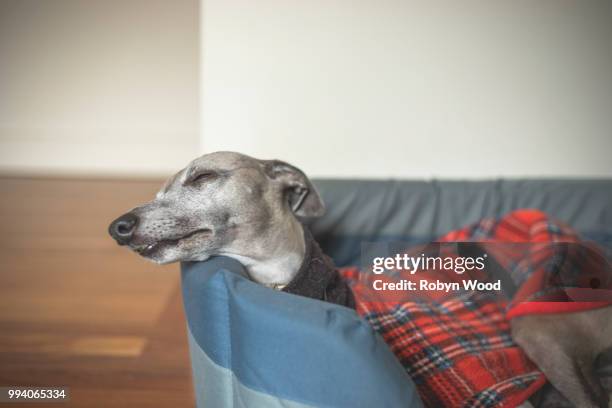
[108,151,325,264]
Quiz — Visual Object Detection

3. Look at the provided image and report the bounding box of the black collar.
[282,227,355,309]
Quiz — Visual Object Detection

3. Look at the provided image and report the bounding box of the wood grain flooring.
[0,177,194,407]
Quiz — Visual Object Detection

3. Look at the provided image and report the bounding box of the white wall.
[0,0,199,176]
[201,0,612,179]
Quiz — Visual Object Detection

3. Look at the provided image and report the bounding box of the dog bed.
[182,179,612,407]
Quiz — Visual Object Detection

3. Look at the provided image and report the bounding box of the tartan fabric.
[340,209,611,408]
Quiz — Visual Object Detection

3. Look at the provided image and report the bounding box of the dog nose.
[108,213,139,245]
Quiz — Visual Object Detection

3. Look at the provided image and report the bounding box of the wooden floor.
[0,177,194,407]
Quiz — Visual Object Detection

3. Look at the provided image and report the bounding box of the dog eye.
[189,171,217,184]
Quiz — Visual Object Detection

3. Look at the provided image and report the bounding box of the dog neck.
[224,219,355,308]
[223,219,355,308]
[223,217,306,287]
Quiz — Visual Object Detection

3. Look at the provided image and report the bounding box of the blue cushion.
[182,257,423,408]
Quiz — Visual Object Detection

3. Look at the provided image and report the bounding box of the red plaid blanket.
[340,209,611,408]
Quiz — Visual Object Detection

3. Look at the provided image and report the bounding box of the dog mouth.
[133,228,212,257]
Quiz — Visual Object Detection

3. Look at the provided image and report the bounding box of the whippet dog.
[108,151,353,305]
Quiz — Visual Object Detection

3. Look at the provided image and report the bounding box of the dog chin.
[133,244,212,265]
[139,248,182,264]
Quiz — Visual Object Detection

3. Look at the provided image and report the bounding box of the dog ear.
[264,160,325,218]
